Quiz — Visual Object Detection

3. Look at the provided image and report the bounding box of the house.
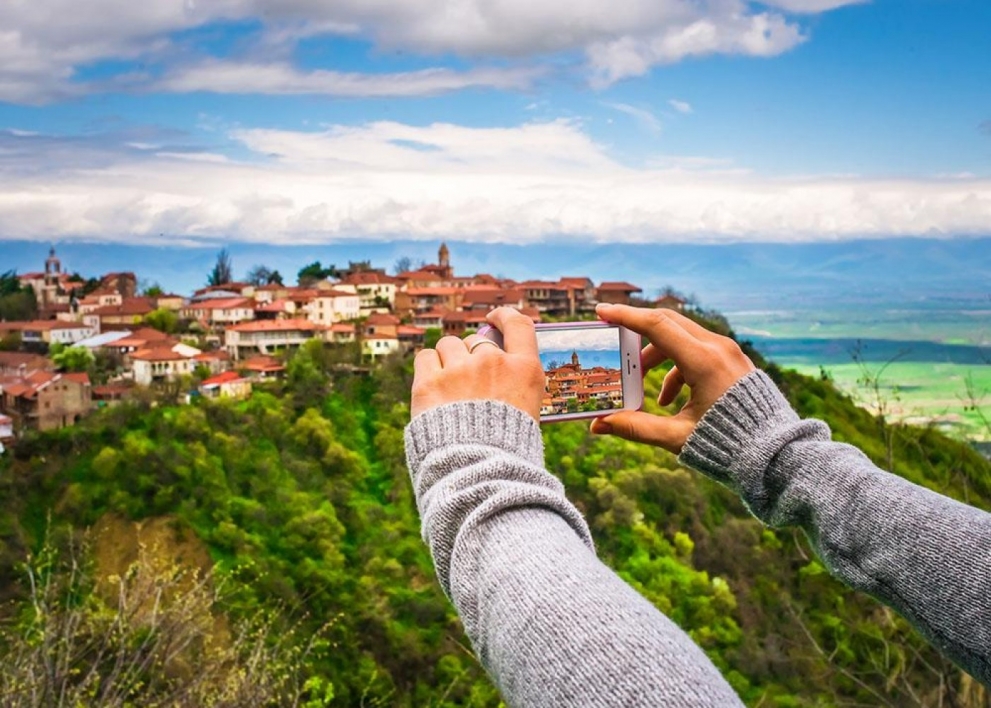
[461,288,525,312]
[0,351,53,376]
[394,287,463,317]
[397,325,426,352]
[305,289,361,326]
[362,334,401,360]
[130,347,199,386]
[193,350,231,375]
[179,297,255,330]
[337,272,399,314]
[519,280,578,317]
[152,293,186,311]
[254,299,297,320]
[559,277,597,313]
[241,355,285,379]
[6,320,97,349]
[199,371,252,400]
[105,328,174,356]
[441,310,489,337]
[91,384,134,407]
[326,323,357,345]
[0,370,92,432]
[596,282,643,306]
[75,289,123,315]
[364,312,400,338]
[83,298,156,332]
[411,309,447,329]
[224,319,324,361]
[655,293,687,312]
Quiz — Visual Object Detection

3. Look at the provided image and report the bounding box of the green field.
[785,361,991,442]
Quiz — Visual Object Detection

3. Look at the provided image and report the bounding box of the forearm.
[680,370,991,685]
[405,401,743,707]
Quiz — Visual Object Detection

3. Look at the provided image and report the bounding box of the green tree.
[297,261,337,286]
[145,307,178,334]
[0,331,21,351]
[207,248,234,287]
[51,345,95,372]
[0,270,37,321]
[142,282,165,297]
[424,327,443,349]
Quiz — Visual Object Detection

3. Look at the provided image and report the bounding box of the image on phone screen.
[536,325,625,418]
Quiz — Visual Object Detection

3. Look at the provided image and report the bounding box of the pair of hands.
[410,304,755,454]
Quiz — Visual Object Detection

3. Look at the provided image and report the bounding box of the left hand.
[410,307,545,421]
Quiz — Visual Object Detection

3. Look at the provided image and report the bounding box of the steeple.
[438,242,450,269]
[571,350,580,367]
[45,246,61,276]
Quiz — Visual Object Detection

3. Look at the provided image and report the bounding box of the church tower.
[42,246,62,308]
[571,350,580,367]
[438,242,451,279]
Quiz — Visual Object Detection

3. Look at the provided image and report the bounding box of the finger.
[596,304,707,372]
[435,336,470,367]
[486,307,538,358]
[589,410,696,454]
[641,342,669,371]
[413,347,442,376]
[658,366,685,406]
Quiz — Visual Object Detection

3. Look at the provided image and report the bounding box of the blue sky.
[0,0,989,249]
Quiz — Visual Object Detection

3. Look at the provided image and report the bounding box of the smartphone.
[479,321,644,423]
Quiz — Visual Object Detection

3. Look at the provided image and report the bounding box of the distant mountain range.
[4,236,989,313]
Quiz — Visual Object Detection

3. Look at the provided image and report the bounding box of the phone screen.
[536,325,625,418]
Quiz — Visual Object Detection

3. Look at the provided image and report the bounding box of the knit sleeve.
[405,400,744,707]
[679,370,991,686]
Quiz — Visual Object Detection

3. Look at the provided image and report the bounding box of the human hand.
[589,303,756,453]
[410,307,545,421]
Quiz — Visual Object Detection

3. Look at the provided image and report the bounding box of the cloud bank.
[0,0,864,102]
[1,121,988,245]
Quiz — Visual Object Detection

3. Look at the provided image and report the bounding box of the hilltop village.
[0,244,686,445]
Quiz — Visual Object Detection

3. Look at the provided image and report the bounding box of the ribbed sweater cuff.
[405,400,544,471]
[678,370,799,485]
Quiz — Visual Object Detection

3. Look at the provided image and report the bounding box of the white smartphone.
[478,322,644,423]
[534,322,644,423]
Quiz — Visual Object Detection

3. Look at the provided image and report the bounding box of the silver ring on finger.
[468,339,500,354]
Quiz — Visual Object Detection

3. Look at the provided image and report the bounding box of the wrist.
[405,399,545,473]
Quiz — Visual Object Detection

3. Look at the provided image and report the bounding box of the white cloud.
[759,0,869,13]
[157,61,541,97]
[1,120,988,245]
[0,0,865,102]
[668,99,693,114]
[603,103,662,134]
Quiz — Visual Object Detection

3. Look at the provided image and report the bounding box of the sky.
[0,0,990,252]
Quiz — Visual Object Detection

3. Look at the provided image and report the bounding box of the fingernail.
[591,421,612,435]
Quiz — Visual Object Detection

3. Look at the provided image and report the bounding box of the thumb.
[590,410,696,454]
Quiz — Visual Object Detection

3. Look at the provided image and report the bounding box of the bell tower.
[571,350,580,367]
[438,242,451,279]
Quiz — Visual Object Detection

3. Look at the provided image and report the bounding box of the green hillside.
[1,330,989,706]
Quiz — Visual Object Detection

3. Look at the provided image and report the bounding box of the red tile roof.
[366,312,401,326]
[340,272,398,285]
[242,355,285,372]
[130,348,192,362]
[201,371,247,386]
[92,298,156,316]
[184,297,252,310]
[597,281,642,292]
[227,318,320,333]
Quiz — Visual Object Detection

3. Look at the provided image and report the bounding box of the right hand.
[590,303,756,454]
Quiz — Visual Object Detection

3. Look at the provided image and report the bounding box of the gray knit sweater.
[404,370,991,706]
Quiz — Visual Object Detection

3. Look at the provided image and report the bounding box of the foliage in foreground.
[0,328,989,706]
